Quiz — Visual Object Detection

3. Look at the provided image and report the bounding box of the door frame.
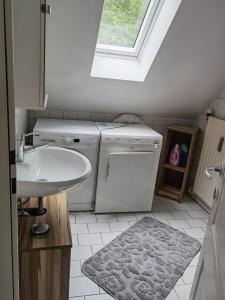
[0,0,19,299]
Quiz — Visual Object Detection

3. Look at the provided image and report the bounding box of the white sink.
[17,146,92,198]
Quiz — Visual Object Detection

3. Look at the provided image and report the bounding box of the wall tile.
[90,113,105,122]
[29,109,193,130]
[152,125,165,136]
[49,110,63,119]
[103,113,118,122]
[77,112,91,121]
[176,118,192,126]
[34,110,50,118]
[142,116,154,125]
[63,111,77,120]
[153,118,169,126]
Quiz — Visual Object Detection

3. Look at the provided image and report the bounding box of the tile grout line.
[174,288,182,300]
[99,232,104,245]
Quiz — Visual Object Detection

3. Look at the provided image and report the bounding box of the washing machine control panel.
[63,136,81,146]
[64,136,73,146]
[63,136,80,144]
[61,135,99,147]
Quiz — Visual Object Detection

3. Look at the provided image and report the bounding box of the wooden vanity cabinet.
[18,193,72,300]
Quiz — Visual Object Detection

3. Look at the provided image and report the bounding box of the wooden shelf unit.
[18,193,72,300]
[158,125,199,201]
[162,163,185,173]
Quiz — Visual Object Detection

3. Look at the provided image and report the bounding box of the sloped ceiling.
[46,0,225,117]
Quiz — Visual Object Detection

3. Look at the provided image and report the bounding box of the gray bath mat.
[82,216,201,300]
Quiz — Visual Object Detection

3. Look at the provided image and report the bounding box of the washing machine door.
[95,150,158,213]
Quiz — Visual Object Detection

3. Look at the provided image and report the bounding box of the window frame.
[91,0,182,82]
[96,0,161,58]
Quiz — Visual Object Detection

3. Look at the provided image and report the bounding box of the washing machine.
[95,122,162,213]
[33,118,100,211]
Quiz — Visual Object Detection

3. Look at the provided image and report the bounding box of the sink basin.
[17,146,92,198]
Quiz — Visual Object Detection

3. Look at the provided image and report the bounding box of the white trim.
[91,0,183,82]
[96,0,161,57]
[136,0,164,59]
[0,3,14,298]
[1,0,19,299]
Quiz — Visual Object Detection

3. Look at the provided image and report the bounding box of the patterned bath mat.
[82,216,201,300]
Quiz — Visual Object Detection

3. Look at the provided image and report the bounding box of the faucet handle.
[24,131,39,138]
[16,131,39,142]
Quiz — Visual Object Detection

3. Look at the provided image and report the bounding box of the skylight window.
[96,0,161,56]
[97,0,152,48]
[91,0,183,81]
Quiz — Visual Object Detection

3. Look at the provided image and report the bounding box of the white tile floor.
[69,195,208,300]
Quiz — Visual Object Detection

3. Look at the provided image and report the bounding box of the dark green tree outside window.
[98,0,151,47]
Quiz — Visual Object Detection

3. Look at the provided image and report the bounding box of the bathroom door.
[0,0,18,299]
[190,163,225,300]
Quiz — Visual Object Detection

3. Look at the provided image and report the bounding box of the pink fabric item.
[169,144,180,166]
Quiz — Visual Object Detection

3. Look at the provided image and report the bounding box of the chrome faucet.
[17,131,48,163]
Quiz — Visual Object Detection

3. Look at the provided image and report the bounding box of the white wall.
[15,108,28,136]
[45,0,225,117]
[15,108,28,153]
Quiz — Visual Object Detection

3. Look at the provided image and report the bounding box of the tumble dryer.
[95,122,162,213]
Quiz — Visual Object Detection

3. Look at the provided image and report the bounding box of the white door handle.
[106,159,110,181]
[205,163,225,179]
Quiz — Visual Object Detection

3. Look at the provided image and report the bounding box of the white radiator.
[193,117,225,208]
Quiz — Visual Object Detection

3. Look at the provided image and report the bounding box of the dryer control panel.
[101,137,162,152]
[34,133,99,149]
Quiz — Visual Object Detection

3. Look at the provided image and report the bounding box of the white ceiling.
[46,0,225,118]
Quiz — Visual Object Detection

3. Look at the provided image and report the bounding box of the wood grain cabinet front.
[18,194,72,300]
